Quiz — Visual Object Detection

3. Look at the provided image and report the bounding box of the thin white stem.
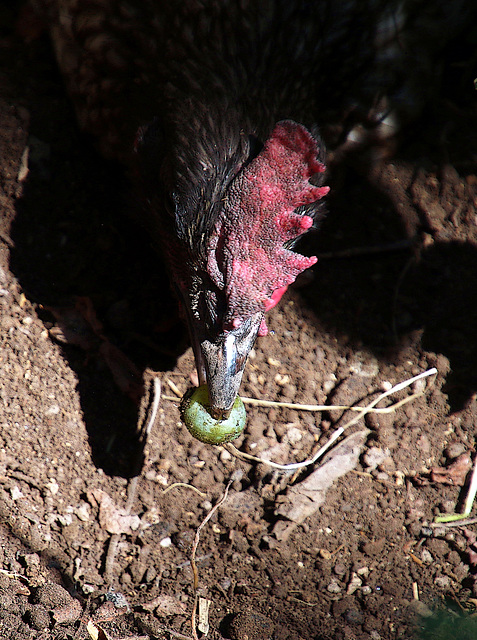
[226,368,437,472]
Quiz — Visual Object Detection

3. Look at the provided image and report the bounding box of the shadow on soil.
[9,105,186,478]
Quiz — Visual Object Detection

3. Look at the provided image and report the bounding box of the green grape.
[181,385,246,445]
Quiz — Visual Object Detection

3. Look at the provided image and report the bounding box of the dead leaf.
[198,597,211,635]
[273,430,368,541]
[142,594,188,616]
[86,619,111,640]
[88,489,141,535]
[430,453,472,486]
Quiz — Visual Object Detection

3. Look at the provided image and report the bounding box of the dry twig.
[162,483,207,498]
[190,476,235,640]
[144,376,162,438]
[225,368,437,471]
[162,368,437,416]
[167,378,182,398]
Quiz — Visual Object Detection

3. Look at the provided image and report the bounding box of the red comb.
[207,120,329,331]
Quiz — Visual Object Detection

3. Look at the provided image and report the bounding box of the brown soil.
[1,5,477,640]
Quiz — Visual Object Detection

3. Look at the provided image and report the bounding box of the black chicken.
[36,0,474,418]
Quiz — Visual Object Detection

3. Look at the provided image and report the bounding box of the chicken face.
[139,120,329,417]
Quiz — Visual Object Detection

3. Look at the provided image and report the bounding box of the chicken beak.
[191,311,263,419]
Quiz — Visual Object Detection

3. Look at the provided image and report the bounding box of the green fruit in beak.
[181,385,246,445]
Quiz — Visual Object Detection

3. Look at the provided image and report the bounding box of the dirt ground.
[1,5,477,640]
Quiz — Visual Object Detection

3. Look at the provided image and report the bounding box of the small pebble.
[452,534,466,550]
[159,537,172,548]
[46,404,60,416]
[345,609,364,625]
[10,486,24,500]
[394,470,405,486]
[327,580,342,594]
[434,575,451,589]
[363,447,391,471]
[445,442,466,460]
[220,448,232,462]
[75,502,91,522]
[348,352,379,377]
[105,590,130,609]
[46,480,59,495]
[412,378,426,394]
[145,566,157,583]
[421,549,433,564]
[82,584,96,595]
[287,427,302,444]
[346,573,362,595]
[439,500,456,514]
